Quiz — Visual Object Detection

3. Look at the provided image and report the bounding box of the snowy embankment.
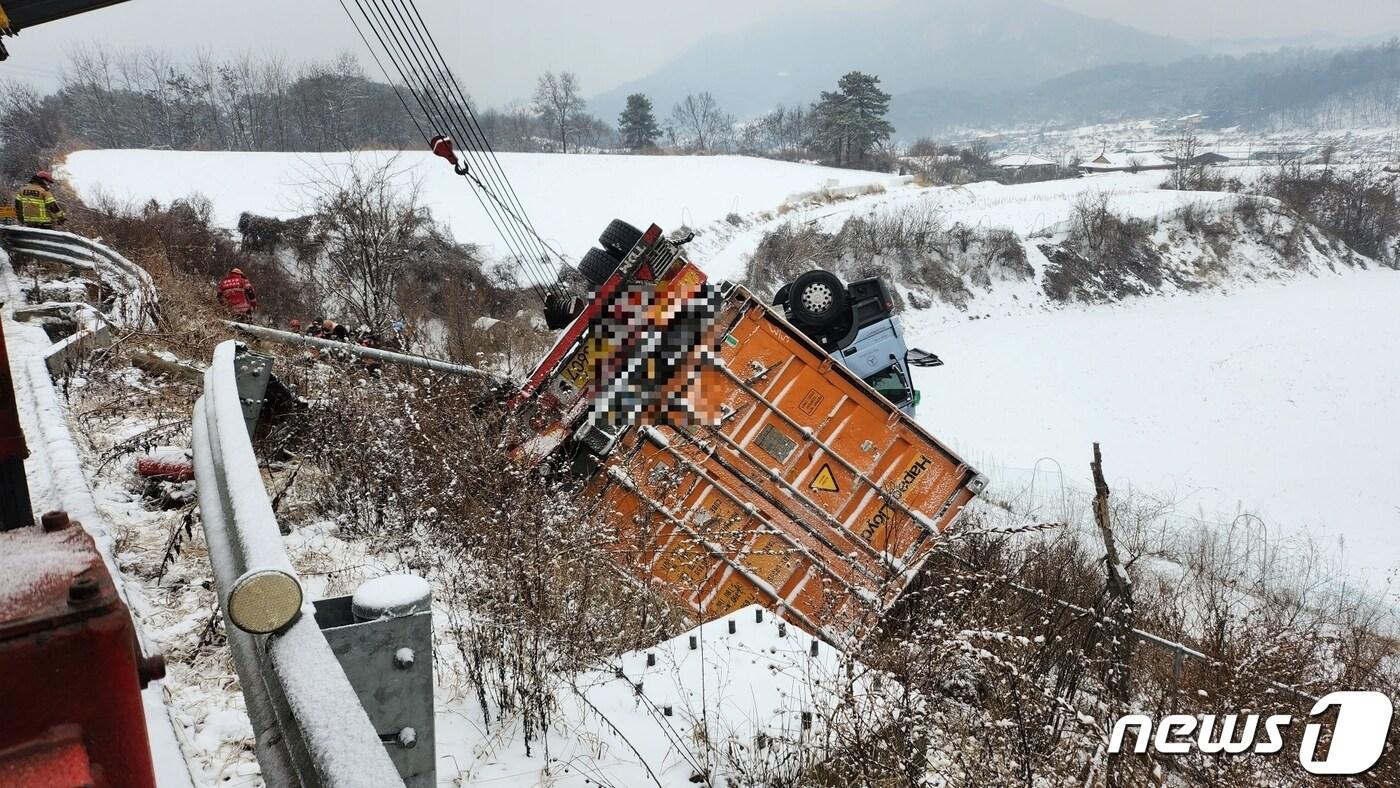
[910,270,1400,582]
[61,149,895,262]
[695,169,1228,280]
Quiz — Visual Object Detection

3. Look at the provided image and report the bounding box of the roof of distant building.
[993,154,1057,168]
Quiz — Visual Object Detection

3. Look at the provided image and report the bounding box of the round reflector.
[227,570,303,634]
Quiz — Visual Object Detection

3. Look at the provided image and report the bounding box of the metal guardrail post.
[193,340,408,787]
[314,576,436,788]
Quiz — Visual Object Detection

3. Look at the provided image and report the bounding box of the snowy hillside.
[61,149,895,263]
[909,270,1400,579]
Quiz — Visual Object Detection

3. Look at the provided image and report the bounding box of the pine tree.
[618,93,660,150]
[811,71,894,166]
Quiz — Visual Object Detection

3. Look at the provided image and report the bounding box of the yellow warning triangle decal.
[810,464,840,493]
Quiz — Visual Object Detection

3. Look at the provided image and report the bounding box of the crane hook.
[430,135,469,176]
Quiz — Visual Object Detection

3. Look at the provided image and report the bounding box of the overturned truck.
[513,220,986,644]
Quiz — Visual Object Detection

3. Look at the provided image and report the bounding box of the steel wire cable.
[352,0,558,299]
[392,0,571,271]
[343,0,571,300]
[357,0,557,292]
[376,0,568,289]
[347,0,553,301]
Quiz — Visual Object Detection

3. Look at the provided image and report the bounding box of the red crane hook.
[430,135,469,176]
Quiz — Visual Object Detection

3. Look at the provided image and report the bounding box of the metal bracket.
[232,346,274,439]
[312,577,435,788]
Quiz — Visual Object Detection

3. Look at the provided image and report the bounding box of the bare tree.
[305,156,423,329]
[669,92,733,153]
[532,70,585,153]
[0,83,64,180]
[1168,128,1201,190]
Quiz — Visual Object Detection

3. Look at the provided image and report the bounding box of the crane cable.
[365,0,563,291]
[342,0,552,303]
[392,0,568,275]
[340,0,568,302]
[349,0,559,300]
[351,0,554,301]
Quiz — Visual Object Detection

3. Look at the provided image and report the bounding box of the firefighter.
[14,171,65,229]
[216,268,257,316]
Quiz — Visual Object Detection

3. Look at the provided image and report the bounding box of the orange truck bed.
[518,224,985,643]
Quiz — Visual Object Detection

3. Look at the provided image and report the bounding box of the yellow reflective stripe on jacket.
[16,185,60,224]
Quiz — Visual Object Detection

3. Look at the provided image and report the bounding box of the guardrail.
[0,225,158,329]
[193,340,408,788]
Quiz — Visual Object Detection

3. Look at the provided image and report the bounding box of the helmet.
[230,268,244,276]
[290,319,302,329]
[322,319,336,331]
[34,171,54,184]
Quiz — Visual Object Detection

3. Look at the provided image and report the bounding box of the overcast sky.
[4,0,1397,104]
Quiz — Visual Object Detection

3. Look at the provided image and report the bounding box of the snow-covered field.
[908,270,1400,581]
[696,169,1235,280]
[61,149,896,263]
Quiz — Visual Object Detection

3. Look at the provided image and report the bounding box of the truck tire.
[579,247,620,286]
[788,270,848,327]
[599,219,643,260]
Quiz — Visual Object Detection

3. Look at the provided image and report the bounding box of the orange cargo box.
[588,284,984,643]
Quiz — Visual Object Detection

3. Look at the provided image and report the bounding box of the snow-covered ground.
[61,149,896,263]
[695,169,1232,280]
[908,270,1400,582]
[439,605,888,786]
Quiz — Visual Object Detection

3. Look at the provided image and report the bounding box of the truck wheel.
[579,247,619,286]
[789,270,848,327]
[599,219,643,260]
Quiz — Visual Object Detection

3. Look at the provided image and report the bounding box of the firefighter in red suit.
[217,268,257,316]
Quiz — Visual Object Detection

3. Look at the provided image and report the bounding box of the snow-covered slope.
[61,149,896,263]
[438,605,889,787]
[696,170,1235,281]
[910,270,1400,580]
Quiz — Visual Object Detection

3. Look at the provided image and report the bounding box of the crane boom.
[1,0,135,59]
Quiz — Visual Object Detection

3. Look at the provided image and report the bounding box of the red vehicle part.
[0,511,160,788]
[136,456,195,482]
[1,318,35,530]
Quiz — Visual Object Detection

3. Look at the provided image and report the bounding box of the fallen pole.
[226,321,507,383]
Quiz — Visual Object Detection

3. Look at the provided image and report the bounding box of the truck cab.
[773,271,941,415]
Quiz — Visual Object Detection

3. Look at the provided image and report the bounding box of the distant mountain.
[889,39,1400,136]
[589,0,1196,122]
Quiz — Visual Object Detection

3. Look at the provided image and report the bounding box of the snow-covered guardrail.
[0,225,158,329]
[193,340,404,788]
